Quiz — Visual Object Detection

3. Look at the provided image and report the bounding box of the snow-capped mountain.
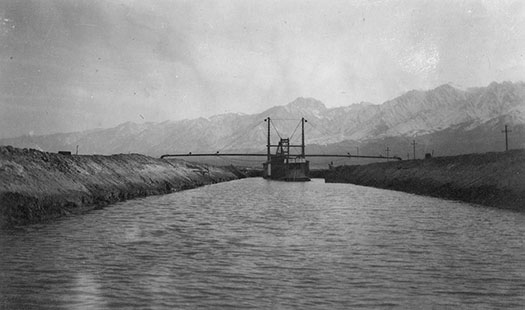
[2,81,524,159]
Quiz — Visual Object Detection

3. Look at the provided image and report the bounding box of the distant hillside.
[1,81,524,162]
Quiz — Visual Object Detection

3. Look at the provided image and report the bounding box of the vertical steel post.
[267,117,271,161]
[301,117,305,157]
[412,140,417,160]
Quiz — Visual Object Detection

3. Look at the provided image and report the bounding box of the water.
[1,178,524,309]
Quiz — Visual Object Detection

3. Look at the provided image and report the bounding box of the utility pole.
[411,140,417,160]
[385,147,390,161]
[502,124,511,151]
[356,146,359,156]
[76,145,79,155]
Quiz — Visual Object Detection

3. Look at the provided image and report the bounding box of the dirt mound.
[326,150,525,210]
[0,146,240,227]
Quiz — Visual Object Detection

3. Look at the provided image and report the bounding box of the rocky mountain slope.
[1,81,524,159]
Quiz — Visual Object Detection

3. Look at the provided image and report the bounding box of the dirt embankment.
[325,150,525,210]
[0,146,242,227]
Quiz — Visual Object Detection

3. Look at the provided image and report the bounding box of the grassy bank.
[0,146,241,227]
[325,150,525,210]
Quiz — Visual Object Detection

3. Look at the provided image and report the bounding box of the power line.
[218,119,265,152]
[288,119,303,141]
[306,121,350,156]
[270,120,283,139]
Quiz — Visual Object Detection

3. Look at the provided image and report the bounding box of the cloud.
[0,0,524,139]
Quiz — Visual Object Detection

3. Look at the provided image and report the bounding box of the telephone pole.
[502,125,511,151]
[411,140,417,159]
[385,147,390,161]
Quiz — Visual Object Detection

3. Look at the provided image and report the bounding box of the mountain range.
[2,81,524,165]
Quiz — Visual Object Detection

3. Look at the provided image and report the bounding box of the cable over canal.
[160,116,402,181]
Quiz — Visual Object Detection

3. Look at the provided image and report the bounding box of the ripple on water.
[1,178,525,309]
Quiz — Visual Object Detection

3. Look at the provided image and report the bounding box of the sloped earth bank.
[0,146,242,227]
[325,149,525,211]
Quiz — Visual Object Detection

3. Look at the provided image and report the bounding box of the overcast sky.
[1,0,524,138]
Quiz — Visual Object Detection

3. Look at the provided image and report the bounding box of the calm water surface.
[1,178,524,309]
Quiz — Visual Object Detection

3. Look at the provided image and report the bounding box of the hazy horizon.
[1,0,524,139]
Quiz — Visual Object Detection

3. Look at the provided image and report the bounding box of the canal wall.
[0,146,241,227]
[325,150,525,210]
